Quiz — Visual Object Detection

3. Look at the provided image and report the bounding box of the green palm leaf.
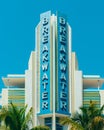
[0,103,33,130]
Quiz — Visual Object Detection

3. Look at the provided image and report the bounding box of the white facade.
[75,71,83,112]
[25,51,38,126]
[70,52,83,113]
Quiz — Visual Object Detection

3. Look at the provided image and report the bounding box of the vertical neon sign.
[57,12,69,114]
[40,11,51,114]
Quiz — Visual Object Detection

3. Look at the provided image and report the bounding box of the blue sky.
[0,0,104,91]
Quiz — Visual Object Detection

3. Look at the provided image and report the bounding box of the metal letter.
[42,26,48,35]
[42,63,48,71]
[42,101,48,109]
[60,101,67,111]
[59,17,66,25]
[60,64,66,72]
[42,45,48,53]
[42,92,48,100]
[60,92,67,100]
[60,73,66,81]
[60,54,66,63]
[60,45,66,54]
[42,82,48,90]
[42,17,49,26]
[42,53,48,62]
[60,26,66,36]
[60,82,66,90]
[42,36,48,44]
[60,35,66,45]
[42,73,48,81]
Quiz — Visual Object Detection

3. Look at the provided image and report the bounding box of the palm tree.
[72,101,104,130]
[0,102,33,130]
[60,101,104,130]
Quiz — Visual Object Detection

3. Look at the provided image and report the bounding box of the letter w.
[42,63,48,71]
[60,64,66,72]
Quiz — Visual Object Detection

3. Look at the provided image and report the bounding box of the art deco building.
[1,11,104,130]
[24,11,104,130]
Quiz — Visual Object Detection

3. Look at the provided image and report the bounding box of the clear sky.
[0,0,104,91]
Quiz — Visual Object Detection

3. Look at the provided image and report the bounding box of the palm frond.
[21,107,33,130]
[60,117,84,130]
[0,103,33,130]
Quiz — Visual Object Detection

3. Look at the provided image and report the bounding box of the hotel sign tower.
[27,11,71,130]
